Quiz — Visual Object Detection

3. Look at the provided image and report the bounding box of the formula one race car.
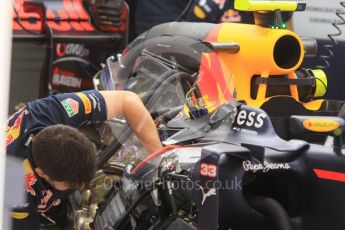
[71,1,345,230]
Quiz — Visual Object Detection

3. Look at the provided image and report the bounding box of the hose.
[317,2,345,69]
[175,0,193,22]
[247,196,292,230]
[116,189,153,230]
[142,69,179,105]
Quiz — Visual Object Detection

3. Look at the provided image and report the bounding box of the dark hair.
[32,124,97,187]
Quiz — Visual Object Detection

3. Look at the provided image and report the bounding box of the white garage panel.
[292,1,345,41]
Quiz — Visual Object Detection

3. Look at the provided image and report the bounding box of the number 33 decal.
[200,163,217,178]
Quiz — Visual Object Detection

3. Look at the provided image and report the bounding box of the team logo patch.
[5,110,27,146]
[76,92,92,114]
[25,172,37,196]
[10,212,29,220]
[303,119,340,132]
[89,94,97,109]
[23,159,37,196]
[90,92,103,112]
[193,5,206,19]
[200,187,216,205]
[38,190,53,212]
[61,98,79,117]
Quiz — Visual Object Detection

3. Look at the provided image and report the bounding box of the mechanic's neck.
[34,167,83,191]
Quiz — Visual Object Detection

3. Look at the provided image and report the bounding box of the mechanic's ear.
[34,167,47,178]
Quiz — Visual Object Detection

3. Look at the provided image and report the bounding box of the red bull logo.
[6,110,27,146]
[25,172,37,196]
[23,159,37,196]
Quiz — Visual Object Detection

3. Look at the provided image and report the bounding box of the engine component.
[251,68,327,102]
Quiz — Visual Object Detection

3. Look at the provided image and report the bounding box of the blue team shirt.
[6,90,107,229]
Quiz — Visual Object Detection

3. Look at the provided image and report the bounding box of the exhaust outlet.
[274,35,302,70]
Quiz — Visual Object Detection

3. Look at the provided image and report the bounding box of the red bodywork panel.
[13,0,128,41]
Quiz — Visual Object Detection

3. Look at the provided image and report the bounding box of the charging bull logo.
[25,173,37,196]
[23,159,37,196]
[197,51,234,112]
[6,110,27,146]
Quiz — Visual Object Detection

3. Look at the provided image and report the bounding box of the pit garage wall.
[292,0,345,100]
[9,43,45,113]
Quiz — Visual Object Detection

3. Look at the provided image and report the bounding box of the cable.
[116,188,154,230]
[317,2,345,69]
[175,0,193,22]
[141,50,193,74]
[142,69,179,105]
[248,196,292,230]
[185,81,198,107]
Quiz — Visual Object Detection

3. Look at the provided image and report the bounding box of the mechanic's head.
[32,124,97,191]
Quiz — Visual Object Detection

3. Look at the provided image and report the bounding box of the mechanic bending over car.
[6,90,163,229]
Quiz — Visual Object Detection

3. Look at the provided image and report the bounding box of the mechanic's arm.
[100,91,163,154]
